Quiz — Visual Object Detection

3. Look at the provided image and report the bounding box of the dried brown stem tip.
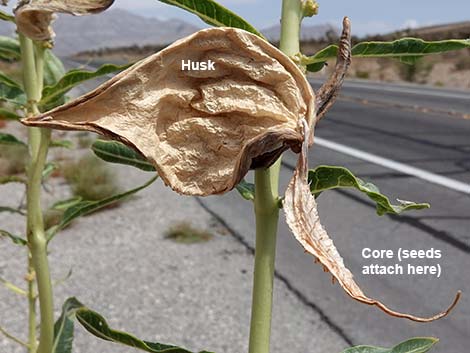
[315,17,351,124]
[284,119,461,323]
[15,0,115,40]
[22,27,315,195]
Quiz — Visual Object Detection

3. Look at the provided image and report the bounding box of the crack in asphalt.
[195,197,355,347]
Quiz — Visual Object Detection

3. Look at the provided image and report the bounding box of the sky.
[2,1,468,36]
[111,0,469,36]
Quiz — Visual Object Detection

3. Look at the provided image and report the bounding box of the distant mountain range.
[0,8,201,56]
[262,23,339,42]
[0,8,340,56]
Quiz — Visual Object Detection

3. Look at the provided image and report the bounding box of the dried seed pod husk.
[284,119,461,322]
[15,0,114,40]
[22,27,315,196]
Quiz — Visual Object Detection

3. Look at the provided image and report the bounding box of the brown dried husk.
[22,27,315,196]
[284,120,461,322]
[15,0,114,40]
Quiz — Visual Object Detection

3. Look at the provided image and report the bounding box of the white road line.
[315,137,470,195]
[309,79,470,100]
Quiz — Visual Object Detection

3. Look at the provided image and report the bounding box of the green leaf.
[341,337,438,353]
[92,140,156,172]
[305,38,470,71]
[304,44,337,71]
[44,50,66,86]
[0,132,27,147]
[0,108,22,120]
[306,61,327,72]
[0,229,27,246]
[0,276,27,296]
[68,297,213,353]
[308,166,430,215]
[0,206,26,215]
[157,0,264,38]
[47,176,158,241]
[0,10,15,23]
[0,72,26,105]
[236,179,255,201]
[0,36,21,61]
[42,162,58,180]
[41,63,130,106]
[0,175,26,184]
[50,139,73,149]
[51,197,83,211]
[351,38,470,59]
[53,298,78,353]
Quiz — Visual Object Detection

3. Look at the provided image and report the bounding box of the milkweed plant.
[0,1,468,353]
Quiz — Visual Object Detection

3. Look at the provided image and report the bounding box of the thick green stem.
[279,0,302,56]
[19,34,54,353]
[248,1,302,353]
[27,256,37,353]
[248,162,280,353]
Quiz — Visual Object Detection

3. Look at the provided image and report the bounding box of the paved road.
[200,80,470,352]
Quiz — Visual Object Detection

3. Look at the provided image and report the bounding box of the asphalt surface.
[201,79,470,352]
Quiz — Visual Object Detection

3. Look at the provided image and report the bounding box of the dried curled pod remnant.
[22,27,315,196]
[284,120,461,322]
[15,0,115,40]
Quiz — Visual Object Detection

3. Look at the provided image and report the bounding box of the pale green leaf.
[92,140,156,172]
[42,162,58,180]
[0,175,26,184]
[50,139,73,149]
[56,297,213,353]
[0,36,21,61]
[341,337,438,353]
[305,38,470,71]
[308,166,430,215]
[236,179,254,201]
[0,72,26,105]
[67,297,214,353]
[0,10,15,23]
[53,298,77,353]
[0,206,25,215]
[44,50,66,86]
[0,132,27,147]
[42,49,66,110]
[0,108,22,120]
[351,38,470,58]
[47,176,158,241]
[0,276,27,296]
[0,229,27,246]
[51,197,83,211]
[157,0,264,38]
[41,63,130,106]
